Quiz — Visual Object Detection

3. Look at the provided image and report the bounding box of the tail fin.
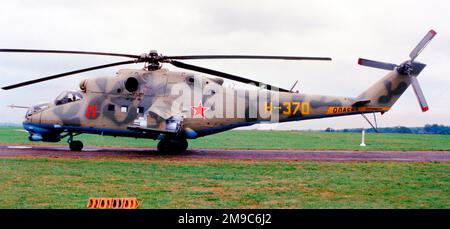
[357,71,410,109]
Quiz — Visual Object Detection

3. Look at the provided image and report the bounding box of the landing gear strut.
[157,138,188,154]
[67,132,83,151]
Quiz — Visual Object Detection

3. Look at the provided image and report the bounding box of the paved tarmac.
[0,145,449,162]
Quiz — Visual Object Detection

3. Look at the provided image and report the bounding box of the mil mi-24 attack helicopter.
[1,30,436,153]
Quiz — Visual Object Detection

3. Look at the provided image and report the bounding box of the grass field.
[0,158,449,208]
[0,126,449,209]
[1,126,450,151]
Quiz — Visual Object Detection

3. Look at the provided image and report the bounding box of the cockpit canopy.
[54,90,83,106]
[26,102,49,117]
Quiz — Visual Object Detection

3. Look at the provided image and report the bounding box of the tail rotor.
[357,29,437,112]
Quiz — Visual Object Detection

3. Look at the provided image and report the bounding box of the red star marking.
[192,101,209,118]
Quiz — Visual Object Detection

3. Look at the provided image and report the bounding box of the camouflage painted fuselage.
[23,68,410,142]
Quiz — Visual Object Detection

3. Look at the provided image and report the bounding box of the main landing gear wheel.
[157,138,188,154]
[69,140,83,151]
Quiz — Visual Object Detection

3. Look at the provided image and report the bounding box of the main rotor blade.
[410,76,429,112]
[170,60,290,92]
[358,58,397,71]
[409,30,437,61]
[2,60,137,90]
[166,55,332,61]
[0,49,140,59]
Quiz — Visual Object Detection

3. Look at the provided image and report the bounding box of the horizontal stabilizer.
[351,99,371,107]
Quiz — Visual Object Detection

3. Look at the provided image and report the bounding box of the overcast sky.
[0,0,449,130]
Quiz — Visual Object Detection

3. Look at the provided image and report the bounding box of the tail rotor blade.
[410,76,429,112]
[409,30,437,61]
[358,58,397,71]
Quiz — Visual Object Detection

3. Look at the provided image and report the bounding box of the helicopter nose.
[27,112,42,124]
[23,107,48,141]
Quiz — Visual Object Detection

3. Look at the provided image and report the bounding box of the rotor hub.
[142,50,163,70]
[396,61,427,76]
[396,61,414,75]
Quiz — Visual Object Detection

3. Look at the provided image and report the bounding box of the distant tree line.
[324,124,450,135]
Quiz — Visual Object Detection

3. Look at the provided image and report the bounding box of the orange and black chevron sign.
[87,198,140,209]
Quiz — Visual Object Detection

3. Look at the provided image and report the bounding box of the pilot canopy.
[54,90,83,106]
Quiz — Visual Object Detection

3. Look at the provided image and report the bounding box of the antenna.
[289,80,299,92]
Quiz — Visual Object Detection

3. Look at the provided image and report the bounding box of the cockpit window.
[26,103,49,117]
[54,90,83,106]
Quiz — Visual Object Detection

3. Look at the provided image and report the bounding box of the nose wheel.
[67,132,83,151]
[69,140,84,151]
[157,138,188,154]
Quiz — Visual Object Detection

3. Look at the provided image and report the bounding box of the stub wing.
[127,125,178,135]
[127,114,184,136]
[148,97,183,120]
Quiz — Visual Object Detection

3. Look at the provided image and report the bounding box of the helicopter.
[1,30,436,153]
